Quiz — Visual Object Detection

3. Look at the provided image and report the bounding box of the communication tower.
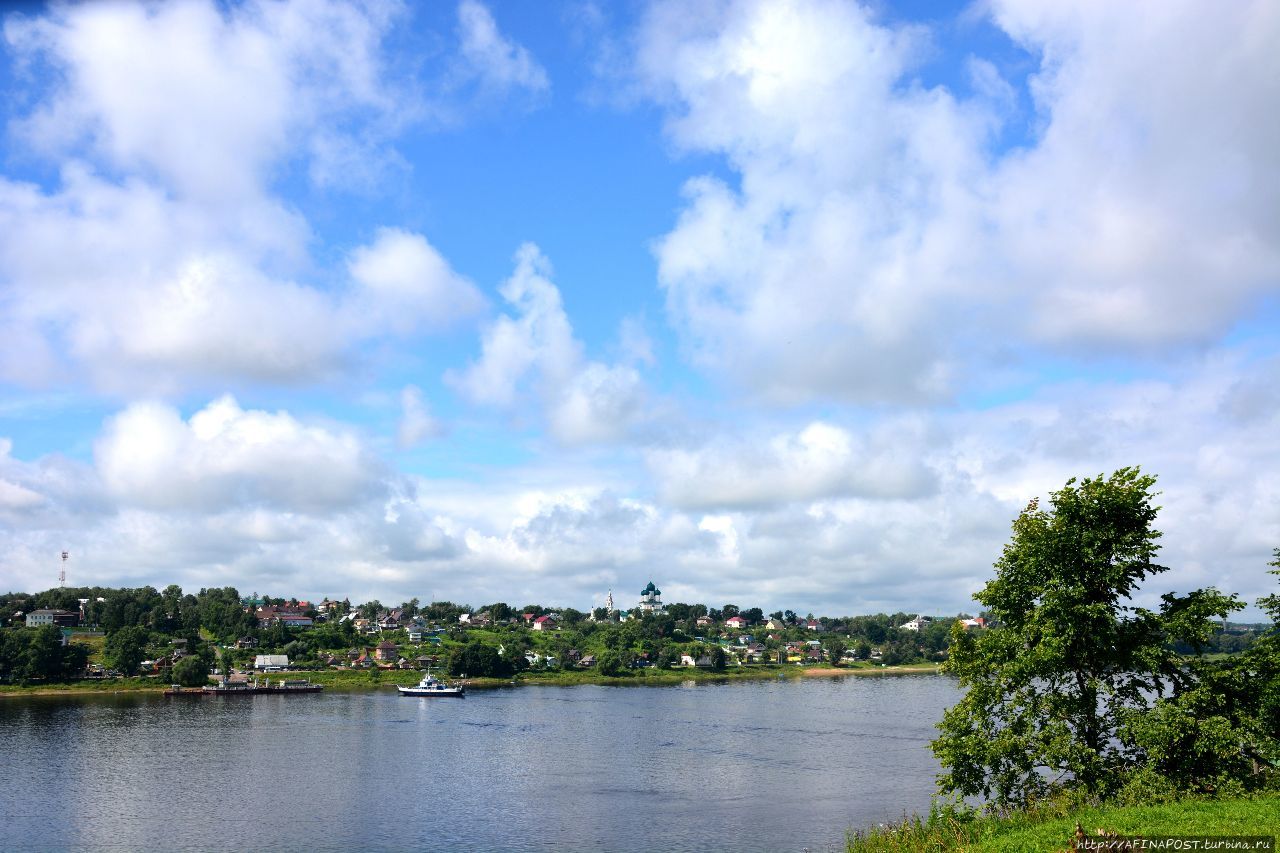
[59,550,69,587]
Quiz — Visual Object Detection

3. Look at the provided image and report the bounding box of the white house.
[254,655,290,671]
[725,615,748,630]
[25,609,78,628]
[899,615,932,632]
[804,619,824,632]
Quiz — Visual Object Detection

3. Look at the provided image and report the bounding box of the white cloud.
[94,396,381,512]
[649,420,938,510]
[0,168,478,390]
[449,243,650,445]
[455,0,549,94]
[0,1,488,394]
[346,227,485,335]
[6,0,401,204]
[396,385,444,448]
[1,354,1277,617]
[0,439,46,511]
[637,0,1280,403]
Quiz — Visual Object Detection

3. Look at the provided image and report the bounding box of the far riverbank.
[0,661,944,698]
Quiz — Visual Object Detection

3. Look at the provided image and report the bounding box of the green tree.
[824,638,847,666]
[448,641,511,678]
[1119,549,1280,796]
[104,625,151,676]
[709,646,727,670]
[171,655,210,687]
[597,650,624,677]
[932,469,1240,808]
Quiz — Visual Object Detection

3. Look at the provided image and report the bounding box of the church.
[636,581,665,616]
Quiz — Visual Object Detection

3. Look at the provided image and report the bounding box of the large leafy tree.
[448,641,511,678]
[171,655,210,687]
[933,468,1239,807]
[104,625,152,676]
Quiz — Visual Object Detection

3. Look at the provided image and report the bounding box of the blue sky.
[0,0,1277,618]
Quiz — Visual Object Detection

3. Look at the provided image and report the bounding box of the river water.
[0,674,959,852]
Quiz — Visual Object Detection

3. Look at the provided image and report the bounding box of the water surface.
[1,674,958,852]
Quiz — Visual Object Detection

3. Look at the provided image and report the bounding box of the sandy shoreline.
[801,664,941,677]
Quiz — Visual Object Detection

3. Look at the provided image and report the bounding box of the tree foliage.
[1118,548,1280,796]
[448,641,512,678]
[171,655,210,687]
[104,625,152,676]
[933,469,1241,808]
[0,626,88,683]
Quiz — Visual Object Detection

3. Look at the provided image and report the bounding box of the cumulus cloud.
[346,228,485,335]
[6,0,401,204]
[637,0,1280,403]
[2,351,1278,617]
[448,243,649,445]
[94,396,381,512]
[0,1,493,393]
[649,420,938,510]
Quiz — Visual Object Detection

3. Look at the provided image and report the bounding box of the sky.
[0,0,1277,619]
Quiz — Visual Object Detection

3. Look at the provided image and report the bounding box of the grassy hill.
[848,794,1280,852]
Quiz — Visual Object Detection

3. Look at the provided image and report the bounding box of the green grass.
[847,795,1280,852]
[0,676,170,696]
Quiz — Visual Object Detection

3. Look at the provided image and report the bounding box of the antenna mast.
[59,551,69,588]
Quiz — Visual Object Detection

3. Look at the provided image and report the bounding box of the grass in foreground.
[847,794,1280,852]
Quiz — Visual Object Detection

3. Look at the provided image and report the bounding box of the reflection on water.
[0,675,959,853]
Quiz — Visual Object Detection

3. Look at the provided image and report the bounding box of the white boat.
[397,669,465,697]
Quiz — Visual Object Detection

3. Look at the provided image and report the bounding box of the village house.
[804,619,825,632]
[24,609,79,628]
[375,641,399,661]
[532,615,557,632]
[725,615,748,630]
[899,615,932,632]
[236,636,258,649]
[696,614,714,627]
[765,617,787,631]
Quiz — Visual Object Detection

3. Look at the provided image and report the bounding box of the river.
[0,674,959,852]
